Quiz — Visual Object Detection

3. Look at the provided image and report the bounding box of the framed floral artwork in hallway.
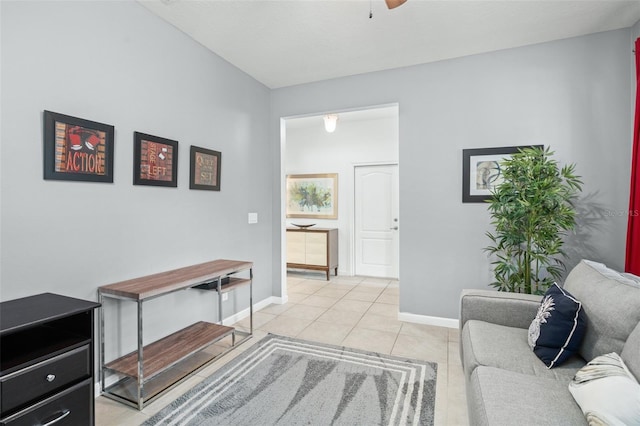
[286,173,338,219]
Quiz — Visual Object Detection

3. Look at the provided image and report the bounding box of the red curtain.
[626,39,640,275]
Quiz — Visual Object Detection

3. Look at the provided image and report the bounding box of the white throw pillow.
[569,352,640,426]
[622,272,640,287]
[583,260,640,287]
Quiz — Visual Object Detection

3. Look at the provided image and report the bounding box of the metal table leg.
[217,277,223,324]
[137,300,144,410]
[98,291,105,394]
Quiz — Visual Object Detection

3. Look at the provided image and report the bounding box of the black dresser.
[0,293,100,425]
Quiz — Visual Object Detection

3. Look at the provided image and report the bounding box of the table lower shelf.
[102,321,253,408]
[105,321,234,380]
[102,330,251,407]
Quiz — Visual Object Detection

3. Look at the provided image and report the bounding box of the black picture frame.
[190,146,221,191]
[462,145,543,203]
[43,110,115,183]
[133,132,178,187]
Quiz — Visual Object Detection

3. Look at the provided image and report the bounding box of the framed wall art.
[190,146,221,191]
[133,132,178,187]
[462,145,543,203]
[286,173,338,219]
[43,110,114,182]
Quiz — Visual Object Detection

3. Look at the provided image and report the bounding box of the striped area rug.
[144,334,437,426]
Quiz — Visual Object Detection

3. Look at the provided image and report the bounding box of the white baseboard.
[221,295,285,326]
[398,312,459,329]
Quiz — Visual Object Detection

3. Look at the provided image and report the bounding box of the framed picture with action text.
[43,110,115,183]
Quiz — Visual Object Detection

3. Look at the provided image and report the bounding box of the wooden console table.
[98,259,253,410]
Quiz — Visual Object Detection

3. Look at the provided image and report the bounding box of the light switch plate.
[248,212,258,224]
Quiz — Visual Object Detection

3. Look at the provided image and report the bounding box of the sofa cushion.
[462,320,584,382]
[569,352,640,425]
[563,260,640,361]
[622,322,640,379]
[528,283,586,368]
[468,366,585,426]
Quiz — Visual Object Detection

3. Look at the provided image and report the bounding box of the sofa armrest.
[459,290,542,367]
[460,289,541,333]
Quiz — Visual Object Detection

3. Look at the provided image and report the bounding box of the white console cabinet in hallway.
[286,227,338,280]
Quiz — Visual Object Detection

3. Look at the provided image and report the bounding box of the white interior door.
[354,164,399,278]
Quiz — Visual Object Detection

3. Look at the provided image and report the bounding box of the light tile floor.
[95,272,469,425]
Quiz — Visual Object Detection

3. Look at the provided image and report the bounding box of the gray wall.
[633,20,640,42]
[271,29,633,320]
[0,1,272,345]
[1,1,635,327]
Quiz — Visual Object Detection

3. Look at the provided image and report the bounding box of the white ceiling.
[139,0,640,89]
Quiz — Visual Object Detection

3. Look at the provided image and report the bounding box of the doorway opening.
[280,104,400,297]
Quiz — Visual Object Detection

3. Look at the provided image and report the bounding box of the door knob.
[390,226,399,230]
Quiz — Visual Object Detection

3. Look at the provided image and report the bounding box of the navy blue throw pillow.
[527,283,586,368]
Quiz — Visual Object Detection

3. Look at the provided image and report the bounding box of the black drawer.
[0,379,91,426]
[0,345,90,414]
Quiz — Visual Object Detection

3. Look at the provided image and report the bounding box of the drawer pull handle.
[46,374,56,382]
[39,409,70,426]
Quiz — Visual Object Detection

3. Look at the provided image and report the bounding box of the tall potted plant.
[485,146,582,294]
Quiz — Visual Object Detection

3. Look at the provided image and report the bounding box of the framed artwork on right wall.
[462,145,543,203]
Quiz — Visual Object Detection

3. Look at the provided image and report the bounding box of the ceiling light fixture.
[323,114,339,133]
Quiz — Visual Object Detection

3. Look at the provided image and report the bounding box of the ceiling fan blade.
[385,0,407,10]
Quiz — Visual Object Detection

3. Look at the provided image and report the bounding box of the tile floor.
[95,272,469,425]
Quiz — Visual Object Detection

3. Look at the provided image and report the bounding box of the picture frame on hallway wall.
[286,173,338,219]
[462,145,543,203]
[43,110,115,183]
[133,132,178,187]
[190,145,221,191]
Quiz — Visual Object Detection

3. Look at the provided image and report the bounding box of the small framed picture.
[43,110,115,183]
[190,146,221,191]
[133,132,178,187]
[462,145,542,203]
[286,173,338,219]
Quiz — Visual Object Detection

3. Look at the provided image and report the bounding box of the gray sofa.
[459,260,640,426]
